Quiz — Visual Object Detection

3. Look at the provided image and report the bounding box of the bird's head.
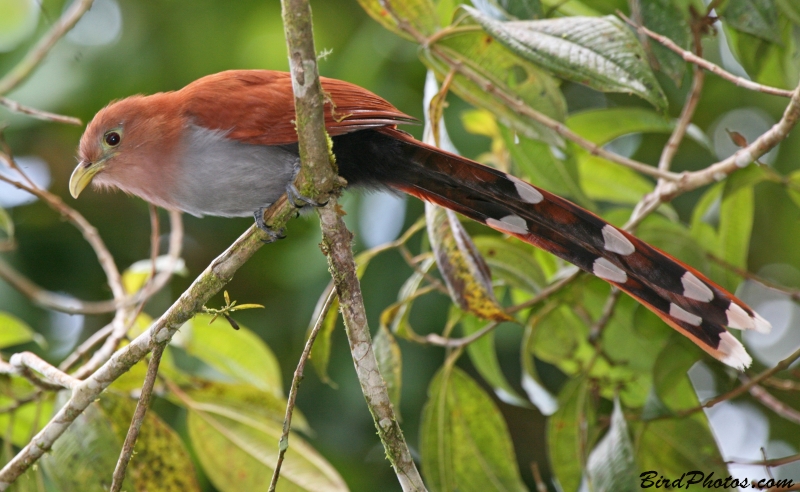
[69,93,181,199]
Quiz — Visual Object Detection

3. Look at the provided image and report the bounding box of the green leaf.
[188,406,347,492]
[473,235,548,293]
[500,125,594,208]
[41,397,137,492]
[420,365,527,492]
[787,169,800,208]
[172,314,283,397]
[586,398,637,492]
[720,0,781,43]
[566,107,712,150]
[464,9,667,109]
[97,394,201,491]
[547,378,596,492]
[39,392,198,490]
[121,255,188,294]
[427,205,511,322]
[0,379,53,447]
[652,335,703,413]
[716,175,754,290]
[461,314,529,407]
[355,0,438,41]
[423,28,567,145]
[778,0,800,26]
[0,312,42,349]
[530,304,590,372]
[0,206,13,241]
[373,323,403,416]
[521,321,558,415]
[578,152,654,206]
[633,0,691,84]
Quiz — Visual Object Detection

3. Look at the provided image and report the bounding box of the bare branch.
[7,353,78,390]
[619,13,793,98]
[0,96,81,125]
[742,375,800,425]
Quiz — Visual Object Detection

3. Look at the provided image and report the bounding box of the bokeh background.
[2,0,800,490]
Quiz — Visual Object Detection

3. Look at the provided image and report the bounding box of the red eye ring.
[104,131,121,146]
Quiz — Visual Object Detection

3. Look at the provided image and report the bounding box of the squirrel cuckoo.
[69,70,769,369]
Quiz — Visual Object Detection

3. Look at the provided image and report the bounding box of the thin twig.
[667,345,800,419]
[763,378,800,391]
[619,13,793,98]
[109,343,165,492]
[530,462,548,492]
[728,452,800,468]
[58,324,114,372]
[269,289,336,492]
[0,0,96,95]
[589,288,621,343]
[742,375,800,425]
[707,253,800,302]
[0,96,81,125]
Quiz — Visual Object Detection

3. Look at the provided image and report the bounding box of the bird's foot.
[286,159,328,209]
[286,183,328,209]
[253,207,286,244]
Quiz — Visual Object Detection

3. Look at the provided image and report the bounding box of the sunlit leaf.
[172,314,282,397]
[720,0,781,43]
[121,255,188,294]
[0,312,43,349]
[420,365,527,492]
[373,324,403,416]
[586,398,636,492]
[427,205,511,321]
[567,107,712,150]
[461,314,528,406]
[464,9,667,109]
[0,379,53,447]
[423,28,567,145]
[548,378,596,492]
[188,406,347,492]
[355,0,438,41]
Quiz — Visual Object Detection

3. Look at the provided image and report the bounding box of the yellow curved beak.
[69,161,104,198]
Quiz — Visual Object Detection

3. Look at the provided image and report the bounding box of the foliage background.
[1,0,800,490]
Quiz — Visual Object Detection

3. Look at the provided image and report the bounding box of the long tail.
[334,128,770,370]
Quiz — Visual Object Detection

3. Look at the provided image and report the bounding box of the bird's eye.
[104,132,121,147]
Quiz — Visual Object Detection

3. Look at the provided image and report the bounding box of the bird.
[69,69,770,370]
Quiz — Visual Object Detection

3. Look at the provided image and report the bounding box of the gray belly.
[174,125,296,217]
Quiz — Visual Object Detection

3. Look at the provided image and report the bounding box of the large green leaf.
[420,365,527,492]
[586,398,637,492]
[41,393,199,492]
[547,378,596,492]
[188,406,347,492]
[423,28,567,145]
[461,313,529,407]
[464,9,667,109]
[171,314,283,397]
[566,107,712,150]
[0,379,53,447]
[720,0,781,43]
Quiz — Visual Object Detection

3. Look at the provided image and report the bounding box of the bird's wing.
[181,70,416,146]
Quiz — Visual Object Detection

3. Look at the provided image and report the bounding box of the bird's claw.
[254,207,286,244]
[286,183,327,209]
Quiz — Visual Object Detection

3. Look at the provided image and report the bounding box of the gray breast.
[174,125,296,217]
